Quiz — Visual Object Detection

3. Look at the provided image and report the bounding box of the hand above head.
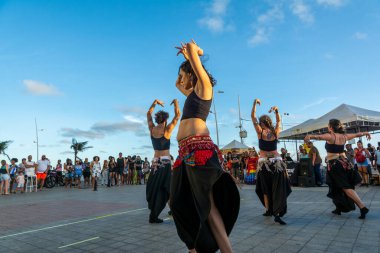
[190,39,203,56]
[175,42,189,60]
[269,106,279,113]
[170,99,178,106]
[155,99,164,107]
[365,132,371,141]
[254,99,261,105]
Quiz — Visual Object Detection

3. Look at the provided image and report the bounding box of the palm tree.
[0,141,12,161]
[70,141,93,162]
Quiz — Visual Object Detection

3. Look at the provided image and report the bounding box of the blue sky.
[1,0,379,164]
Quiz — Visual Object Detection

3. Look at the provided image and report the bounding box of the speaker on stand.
[298,158,315,187]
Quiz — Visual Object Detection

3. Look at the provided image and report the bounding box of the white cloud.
[210,0,229,15]
[354,32,368,40]
[23,80,63,96]
[290,0,314,24]
[316,0,346,7]
[123,115,144,124]
[257,5,284,24]
[198,0,233,33]
[248,4,284,46]
[248,28,270,46]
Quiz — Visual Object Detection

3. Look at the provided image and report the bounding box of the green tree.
[70,141,93,162]
[0,141,12,161]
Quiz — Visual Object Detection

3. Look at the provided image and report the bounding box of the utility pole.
[35,118,39,159]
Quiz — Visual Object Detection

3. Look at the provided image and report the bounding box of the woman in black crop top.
[305,119,371,219]
[146,98,180,224]
[251,99,291,225]
[171,40,240,253]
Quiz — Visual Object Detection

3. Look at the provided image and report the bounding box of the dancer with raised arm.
[146,98,180,223]
[251,99,291,225]
[171,40,240,253]
[305,119,370,219]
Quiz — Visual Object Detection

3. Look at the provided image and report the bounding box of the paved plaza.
[0,184,379,253]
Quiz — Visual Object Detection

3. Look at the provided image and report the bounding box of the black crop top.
[258,131,278,152]
[181,91,212,122]
[151,135,171,151]
[325,134,345,154]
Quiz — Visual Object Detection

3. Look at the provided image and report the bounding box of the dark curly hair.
[179,60,216,87]
[259,115,277,138]
[329,119,345,134]
[155,110,169,124]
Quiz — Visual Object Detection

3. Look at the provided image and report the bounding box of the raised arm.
[251,99,262,135]
[305,133,333,142]
[165,99,181,137]
[176,40,211,99]
[270,106,281,137]
[147,99,164,132]
[345,131,371,141]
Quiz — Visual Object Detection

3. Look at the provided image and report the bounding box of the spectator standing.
[108,156,117,186]
[16,170,25,193]
[64,159,74,189]
[135,156,143,185]
[101,160,109,186]
[0,160,10,195]
[367,143,375,167]
[82,158,91,188]
[90,156,101,191]
[74,160,83,189]
[17,158,27,193]
[36,155,51,191]
[375,147,380,171]
[143,157,150,184]
[24,155,37,191]
[307,141,323,186]
[299,145,309,159]
[355,141,371,186]
[56,160,63,185]
[345,144,355,165]
[116,153,126,186]
[9,158,19,193]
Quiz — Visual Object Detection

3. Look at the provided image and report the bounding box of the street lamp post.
[211,90,224,147]
[34,118,44,159]
[282,113,290,149]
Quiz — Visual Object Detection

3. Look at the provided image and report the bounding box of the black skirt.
[255,161,291,217]
[170,152,240,253]
[146,159,171,219]
[326,159,362,212]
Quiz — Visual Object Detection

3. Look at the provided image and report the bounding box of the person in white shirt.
[25,155,37,191]
[36,155,51,191]
[90,156,101,191]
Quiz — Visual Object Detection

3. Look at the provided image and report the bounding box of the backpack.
[355,150,366,163]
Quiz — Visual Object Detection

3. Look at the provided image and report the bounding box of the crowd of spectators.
[0,152,165,195]
[1,141,379,195]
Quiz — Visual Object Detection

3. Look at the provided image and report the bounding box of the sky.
[1,0,380,164]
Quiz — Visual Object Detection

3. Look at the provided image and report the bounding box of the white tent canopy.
[221,140,250,150]
[280,104,380,140]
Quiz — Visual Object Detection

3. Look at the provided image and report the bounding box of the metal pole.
[213,98,220,147]
[238,95,243,143]
[35,118,39,159]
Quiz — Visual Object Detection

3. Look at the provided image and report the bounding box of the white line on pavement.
[58,237,100,249]
[0,207,147,240]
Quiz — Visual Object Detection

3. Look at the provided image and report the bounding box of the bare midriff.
[326,152,346,162]
[177,118,210,141]
[153,149,171,158]
[259,150,280,158]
